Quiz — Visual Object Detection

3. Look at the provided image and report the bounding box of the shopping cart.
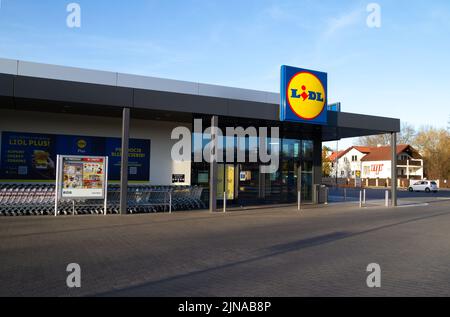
[0,184,207,216]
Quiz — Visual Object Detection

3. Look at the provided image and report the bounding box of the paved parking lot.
[1,199,450,297]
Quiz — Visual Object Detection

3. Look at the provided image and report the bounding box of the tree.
[414,127,450,180]
[355,134,390,147]
[398,122,416,145]
[322,145,332,177]
[342,159,352,178]
[354,122,450,180]
[356,122,416,146]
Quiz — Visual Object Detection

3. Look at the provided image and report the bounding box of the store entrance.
[191,115,316,207]
[216,162,313,207]
[218,163,275,206]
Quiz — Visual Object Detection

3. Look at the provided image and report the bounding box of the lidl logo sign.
[280,66,327,124]
[77,139,87,149]
[288,73,325,119]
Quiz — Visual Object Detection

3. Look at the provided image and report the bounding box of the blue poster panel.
[104,138,151,182]
[0,131,151,182]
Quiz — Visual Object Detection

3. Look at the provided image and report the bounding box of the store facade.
[0,58,401,211]
[190,115,321,206]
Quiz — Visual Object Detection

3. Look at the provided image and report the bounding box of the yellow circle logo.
[287,72,326,120]
[77,139,87,149]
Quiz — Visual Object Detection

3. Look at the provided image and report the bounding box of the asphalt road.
[1,199,450,297]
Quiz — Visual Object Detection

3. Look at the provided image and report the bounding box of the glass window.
[191,116,317,205]
[302,160,313,172]
[302,140,313,160]
[282,139,301,160]
[197,170,209,184]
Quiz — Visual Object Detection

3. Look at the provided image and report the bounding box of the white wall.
[361,160,392,179]
[331,148,365,179]
[0,109,192,185]
[362,154,424,180]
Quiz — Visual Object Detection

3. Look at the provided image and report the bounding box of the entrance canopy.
[0,58,400,140]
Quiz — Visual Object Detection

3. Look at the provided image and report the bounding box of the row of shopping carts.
[0,184,206,216]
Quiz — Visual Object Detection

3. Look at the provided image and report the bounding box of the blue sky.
[0,0,449,147]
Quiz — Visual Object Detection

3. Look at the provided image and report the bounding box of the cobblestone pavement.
[1,200,450,297]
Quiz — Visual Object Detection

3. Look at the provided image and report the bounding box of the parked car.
[408,181,439,193]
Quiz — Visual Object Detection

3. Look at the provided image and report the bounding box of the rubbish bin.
[313,184,328,204]
[319,185,328,204]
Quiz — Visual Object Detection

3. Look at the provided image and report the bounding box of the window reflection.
[191,117,316,206]
[302,140,313,160]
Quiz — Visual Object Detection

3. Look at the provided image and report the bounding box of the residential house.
[328,145,423,180]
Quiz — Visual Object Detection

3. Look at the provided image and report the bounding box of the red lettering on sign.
[370,164,384,175]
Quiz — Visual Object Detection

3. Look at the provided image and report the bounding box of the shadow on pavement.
[94,208,450,296]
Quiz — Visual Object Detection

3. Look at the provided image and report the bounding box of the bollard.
[325,187,329,205]
[298,191,301,211]
[363,189,366,205]
[344,188,347,201]
[359,190,363,208]
[385,190,389,207]
[169,192,172,213]
[223,192,227,213]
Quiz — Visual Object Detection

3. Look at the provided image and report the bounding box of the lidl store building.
[0,58,401,212]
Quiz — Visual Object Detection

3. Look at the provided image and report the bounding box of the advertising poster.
[0,132,56,180]
[61,156,106,198]
[0,131,151,182]
[239,171,252,182]
[105,138,151,182]
[217,165,235,200]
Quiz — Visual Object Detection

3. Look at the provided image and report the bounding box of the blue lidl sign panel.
[280,65,328,124]
[0,131,151,182]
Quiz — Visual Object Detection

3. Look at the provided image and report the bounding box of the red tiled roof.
[327,146,375,161]
[328,151,344,161]
[361,145,419,162]
[327,144,421,162]
[353,146,374,153]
